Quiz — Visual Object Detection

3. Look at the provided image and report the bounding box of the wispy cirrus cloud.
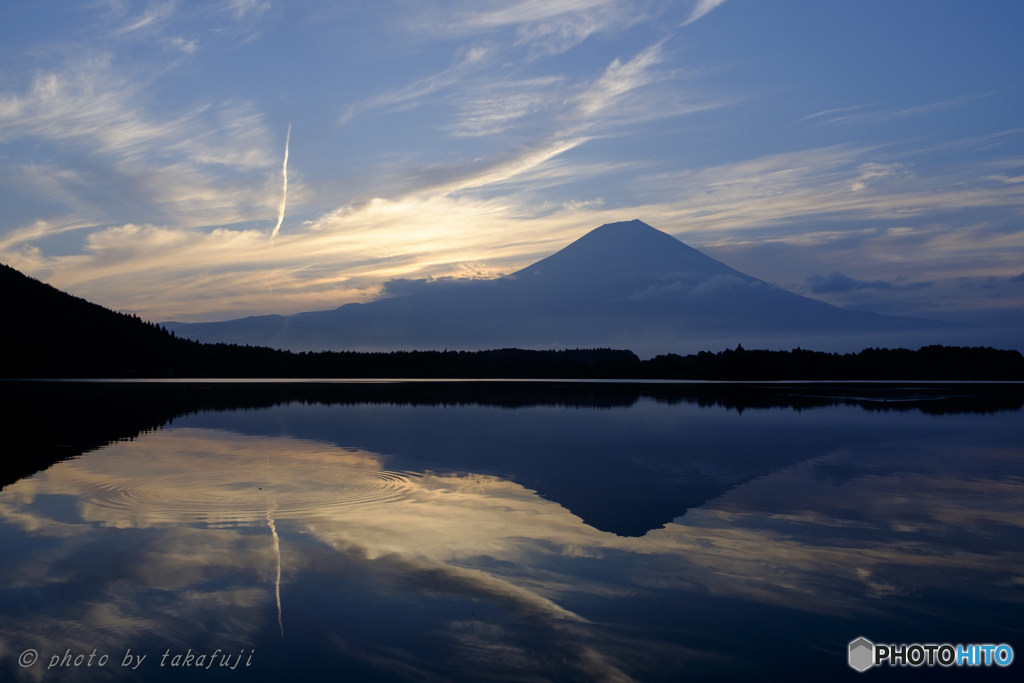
[448,0,657,56]
[338,45,493,125]
[379,35,689,142]
[461,0,633,29]
[438,137,593,193]
[445,76,563,137]
[681,0,728,27]
[0,56,292,231]
[5,138,1023,323]
[0,215,99,255]
[109,0,178,36]
[0,25,699,319]
[92,0,272,51]
[849,162,909,191]
[793,104,875,125]
[341,36,691,201]
[2,24,1018,322]
[3,0,1021,330]
[642,145,1024,236]
[438,0,723,56]
[165,35,199,53]
[0,57,272,169]
[227,0,270,19]
[805,272,932,294]
[576,39,666,117]
[802,93,1003,127]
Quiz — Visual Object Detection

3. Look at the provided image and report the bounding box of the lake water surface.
[1,382,1022,681]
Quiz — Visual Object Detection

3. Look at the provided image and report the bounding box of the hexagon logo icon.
[849,637,874,672]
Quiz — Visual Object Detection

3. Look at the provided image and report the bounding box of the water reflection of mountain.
[5,424,1020,682]
[4,381,1022,536]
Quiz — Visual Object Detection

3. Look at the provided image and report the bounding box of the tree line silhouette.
[4,262,1023,380]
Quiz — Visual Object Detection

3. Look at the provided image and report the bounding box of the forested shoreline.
[4,262,1022,380]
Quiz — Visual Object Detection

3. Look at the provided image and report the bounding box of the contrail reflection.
[266,506,284,638]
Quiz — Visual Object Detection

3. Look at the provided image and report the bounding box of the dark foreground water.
[0,382,1021,682]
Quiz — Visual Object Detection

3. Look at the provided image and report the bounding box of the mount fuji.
[164,220,959,353]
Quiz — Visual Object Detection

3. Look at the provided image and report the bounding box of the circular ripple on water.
[87,467,418,524]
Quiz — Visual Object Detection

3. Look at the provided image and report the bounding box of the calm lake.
[1,382,1021,682]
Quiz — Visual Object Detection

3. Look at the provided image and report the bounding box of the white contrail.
[270,124,291,240]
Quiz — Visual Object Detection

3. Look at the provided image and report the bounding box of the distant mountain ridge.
[164,220,959,351]
[2,259,1018,380]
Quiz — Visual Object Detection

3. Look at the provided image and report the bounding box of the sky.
[1,0,1022,328]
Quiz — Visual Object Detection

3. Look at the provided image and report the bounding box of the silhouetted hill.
[164,220,961,352]
[2,262,188,377]
[1,262,639,377]
[2,261,1021,379]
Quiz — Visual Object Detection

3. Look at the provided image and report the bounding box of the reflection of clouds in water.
[1,428,1023,679]
[0,430,641,681]
[673,441,1024,611]
[0,522,269,682]
[3,431,415,528]
[6,429,1024,598]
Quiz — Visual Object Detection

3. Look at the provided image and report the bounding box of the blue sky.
[1,0,1022,328]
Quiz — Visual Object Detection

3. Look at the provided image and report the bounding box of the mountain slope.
[1,262,188,377]
[6,258,1019,381]
[164,220,958,351]
[0,262,646,378]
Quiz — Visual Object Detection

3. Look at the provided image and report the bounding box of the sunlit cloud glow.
[0,0,1021,329]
